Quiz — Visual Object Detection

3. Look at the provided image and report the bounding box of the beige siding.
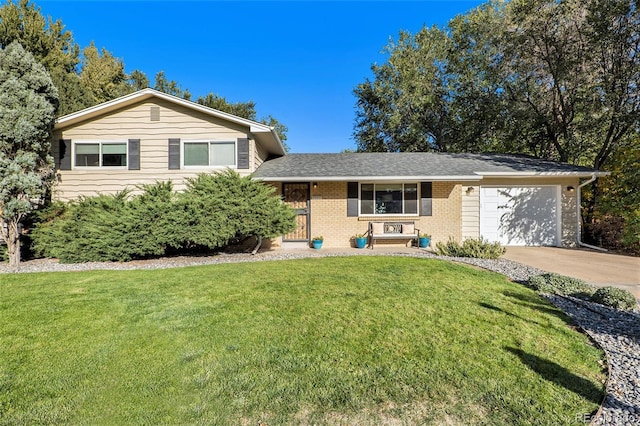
[52,98,268,201]
[461,184,481,240]
[254,140,270,169]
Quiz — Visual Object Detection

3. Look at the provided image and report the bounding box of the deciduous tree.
[80,41,131,104]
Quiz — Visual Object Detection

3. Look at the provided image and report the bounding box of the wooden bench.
[368,221,419,249]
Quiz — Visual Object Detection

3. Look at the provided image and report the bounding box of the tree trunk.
[4,220,21,268]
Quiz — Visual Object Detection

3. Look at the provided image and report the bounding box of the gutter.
[577,174,607,252]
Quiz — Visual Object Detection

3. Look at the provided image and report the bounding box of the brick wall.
[271,181,463,249]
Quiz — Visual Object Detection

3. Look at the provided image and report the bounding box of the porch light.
[313,182,318,189]
[567,186,575,192]
[465,186,475,195]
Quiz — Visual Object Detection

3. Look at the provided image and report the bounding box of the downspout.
[577,174,607,252]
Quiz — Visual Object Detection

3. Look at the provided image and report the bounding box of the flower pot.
[419,237,431,248]
[355,237,367,249]
[312,240,323,249]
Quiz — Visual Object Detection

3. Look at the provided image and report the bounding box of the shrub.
[590,286,638,311]
[31,172,297,263]
[177,171,296,248]
[31,190,153,263]
[435,237,506,259]
[527,273,596,299]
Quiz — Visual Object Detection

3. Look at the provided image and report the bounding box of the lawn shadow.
[505,346,603,404]
[501,290,575,326]
[478,302,543,327]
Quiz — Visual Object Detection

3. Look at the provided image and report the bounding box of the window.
[360,183,418,215]
[183,141,236,167]
[74,141,127,167]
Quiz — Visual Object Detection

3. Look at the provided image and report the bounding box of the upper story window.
[183,140,236,168]
[74,141,127,168]
[361,183,418,215]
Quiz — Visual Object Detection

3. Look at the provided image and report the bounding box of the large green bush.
[435,237,506,259]
[31,171,296,262]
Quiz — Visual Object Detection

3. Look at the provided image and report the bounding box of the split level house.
[51,88,608,250]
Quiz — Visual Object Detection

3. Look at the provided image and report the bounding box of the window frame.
[181,139,237,169]
[73,140,128,169]
[359,182,420,217]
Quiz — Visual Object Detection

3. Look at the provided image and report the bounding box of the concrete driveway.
[503,247,640,298]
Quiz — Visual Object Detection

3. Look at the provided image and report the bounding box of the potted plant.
[311,236,324,249]
[418,233,431,248]
[353,233,367,249]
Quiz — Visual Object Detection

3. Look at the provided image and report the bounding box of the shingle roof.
[253,152,605,181]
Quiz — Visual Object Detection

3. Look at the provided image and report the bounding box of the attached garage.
[479,186,560,246]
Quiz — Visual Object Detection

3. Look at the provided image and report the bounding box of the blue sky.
[38,1,485,153]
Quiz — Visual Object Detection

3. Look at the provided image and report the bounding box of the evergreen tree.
[0,41,58,266]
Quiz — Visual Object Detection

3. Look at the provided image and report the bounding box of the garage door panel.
[481,186,559,246]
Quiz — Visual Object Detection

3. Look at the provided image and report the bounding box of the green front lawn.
[0,257,605,425]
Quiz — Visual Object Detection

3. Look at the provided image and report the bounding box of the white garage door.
[480,186,560,246]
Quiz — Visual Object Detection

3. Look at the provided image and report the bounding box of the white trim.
[181,139,237,169]
[476,171,609,177]
[72,139,128,169]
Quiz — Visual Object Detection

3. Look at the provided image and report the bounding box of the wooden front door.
[282,183,310,242]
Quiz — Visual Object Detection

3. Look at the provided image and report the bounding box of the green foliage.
[195,94,289,150]
[0,40,58,266]
[527,273,596,299]
[355,0,639,166]
[0,0,91,115]
[590,286,638,311]
[435,237,506,259]
[31,171,296,263]
[153,70,191,100]
[196,92,257,119]
[586,137,640,254]
[80,41,132,104]
[528,273,637,312]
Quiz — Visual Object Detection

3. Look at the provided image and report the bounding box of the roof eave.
[253,175,482,182]
[475,171,610,177]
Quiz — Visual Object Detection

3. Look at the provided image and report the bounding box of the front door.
[282,183,310,242]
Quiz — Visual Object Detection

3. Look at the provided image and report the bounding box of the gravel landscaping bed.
[2,250,638,425]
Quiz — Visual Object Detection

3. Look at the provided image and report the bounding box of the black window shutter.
[237,137,249,169]
[59,139,71,170]
[128,139,140,170]
[420,182,433,216]
[168,138,180,170]
[347,181,359,217]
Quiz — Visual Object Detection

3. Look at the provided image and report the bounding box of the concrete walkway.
[503,247,640,298]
